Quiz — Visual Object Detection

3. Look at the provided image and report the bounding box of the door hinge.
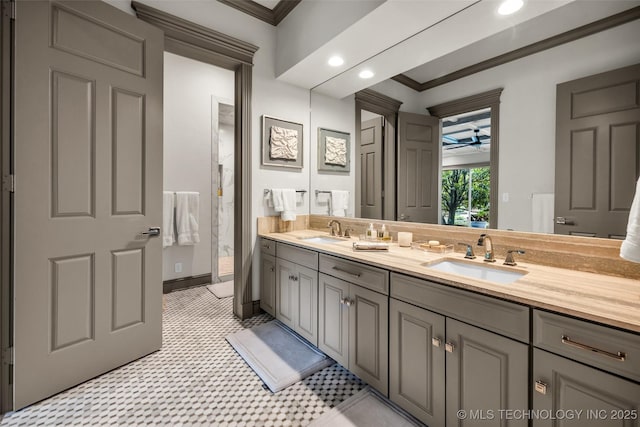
[3,347,13,365]
[3,174,14,193]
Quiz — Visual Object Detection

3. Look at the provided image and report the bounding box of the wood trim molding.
[427,88,503,118]
[0,0,12,413]
[394,6,640,92]
[390,74,422,92]
[133,3,256,319]
[235,63,253,320]
[163,274,213,293]
[427,88,503,228]
[354,89,403,116]
[217,0,301,26]
[132,1,259,66]
[272,0,301,25]
[354,89,402,220]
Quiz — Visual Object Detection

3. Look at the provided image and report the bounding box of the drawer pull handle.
[263,244,271,249]
[561,335,626,362]
[332,266,361,278]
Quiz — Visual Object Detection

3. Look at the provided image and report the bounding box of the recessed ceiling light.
[359,70,374,79]
[328,56,344,67]
[498,0,523,15]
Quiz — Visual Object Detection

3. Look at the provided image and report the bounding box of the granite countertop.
[260,229,640,334]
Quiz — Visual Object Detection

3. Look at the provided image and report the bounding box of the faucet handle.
[457,242,476,259]
[343,227,353,238]
[504,249,525,266]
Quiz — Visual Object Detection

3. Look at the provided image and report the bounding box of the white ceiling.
[274,0,640,98]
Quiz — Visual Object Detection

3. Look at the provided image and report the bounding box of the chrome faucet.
[477,233,496,262]
[328,219,342,237]
[457,242,476,259]
[504,249,525,266]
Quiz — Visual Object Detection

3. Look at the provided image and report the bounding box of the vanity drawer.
[276,242,318,270]
[319,254,389,295]
[533,310,640,382]
[391,273,529,342]
[260,238,276,256]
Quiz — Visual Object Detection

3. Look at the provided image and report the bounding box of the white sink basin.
[422,259,526,284]
[298,236,347,244]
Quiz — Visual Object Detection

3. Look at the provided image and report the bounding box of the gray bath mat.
[309,387,422,426]
[226,320,333,392]
[207,281,233,298]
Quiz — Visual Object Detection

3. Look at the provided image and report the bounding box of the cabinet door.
[350,284,389,396]
[533,349,640,427]
[260,253,276,316]
[318,273,350,367]
[295,265,318,346]
[446,318,528,427]
[390,299,446,426]
[275,258,296,329]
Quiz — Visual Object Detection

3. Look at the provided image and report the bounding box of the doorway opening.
[214,102,235,282]
[440,108,491,228]
[163,52,235,293]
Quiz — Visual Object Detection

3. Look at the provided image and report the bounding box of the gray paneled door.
[397,112,440,223]
[14,1,163,409]
[555,63,640,238]
[359,117,384,219]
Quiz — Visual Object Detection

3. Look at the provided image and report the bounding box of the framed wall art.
[261,115,303,169]
[317,128,350,172]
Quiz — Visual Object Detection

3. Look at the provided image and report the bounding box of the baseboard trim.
[163,273,212,294]
[252,300,261,316]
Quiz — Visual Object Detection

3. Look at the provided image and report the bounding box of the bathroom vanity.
[259,228,640,426]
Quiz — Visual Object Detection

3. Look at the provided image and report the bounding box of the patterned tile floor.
[1,287,366,426]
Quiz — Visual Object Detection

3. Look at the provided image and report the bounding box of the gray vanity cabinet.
[446,318,528,427]
[390,273,529,426]
[259,238,277,316]
[274,243,319,346]
[532,349,640,427]
[532,309,640,426]
[260,253,276,316]
[389,298,446,426]
[318,254,389,396]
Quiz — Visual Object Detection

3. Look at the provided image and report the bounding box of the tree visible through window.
[441,167,490,227]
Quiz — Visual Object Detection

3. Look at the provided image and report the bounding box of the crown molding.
[355,89,403,116]
[217,0,301,26]
[427,88,503,118]
[132,1,258,66]
[394,5,640,92]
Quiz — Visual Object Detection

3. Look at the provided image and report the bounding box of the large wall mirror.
[308,6,640,239]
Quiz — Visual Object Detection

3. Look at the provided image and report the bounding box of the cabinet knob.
[345,299,353,307]
[432,337,442,348]
[534,380,548,395]
[339,298,345,305]
[445,342,455,353]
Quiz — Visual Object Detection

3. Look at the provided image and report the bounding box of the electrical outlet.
[175,263,183,273]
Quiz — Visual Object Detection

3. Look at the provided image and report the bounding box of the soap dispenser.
[366,223,375,240]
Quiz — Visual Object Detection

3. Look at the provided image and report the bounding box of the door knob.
[142,227,161,236]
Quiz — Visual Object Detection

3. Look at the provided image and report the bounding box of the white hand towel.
[330,190,349,217]
[163,191,175,248]
[271,189,284,212]
[531,193,554,234]
[621,177,640,263]
[281,189,297,221]
[176,191,200,246]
